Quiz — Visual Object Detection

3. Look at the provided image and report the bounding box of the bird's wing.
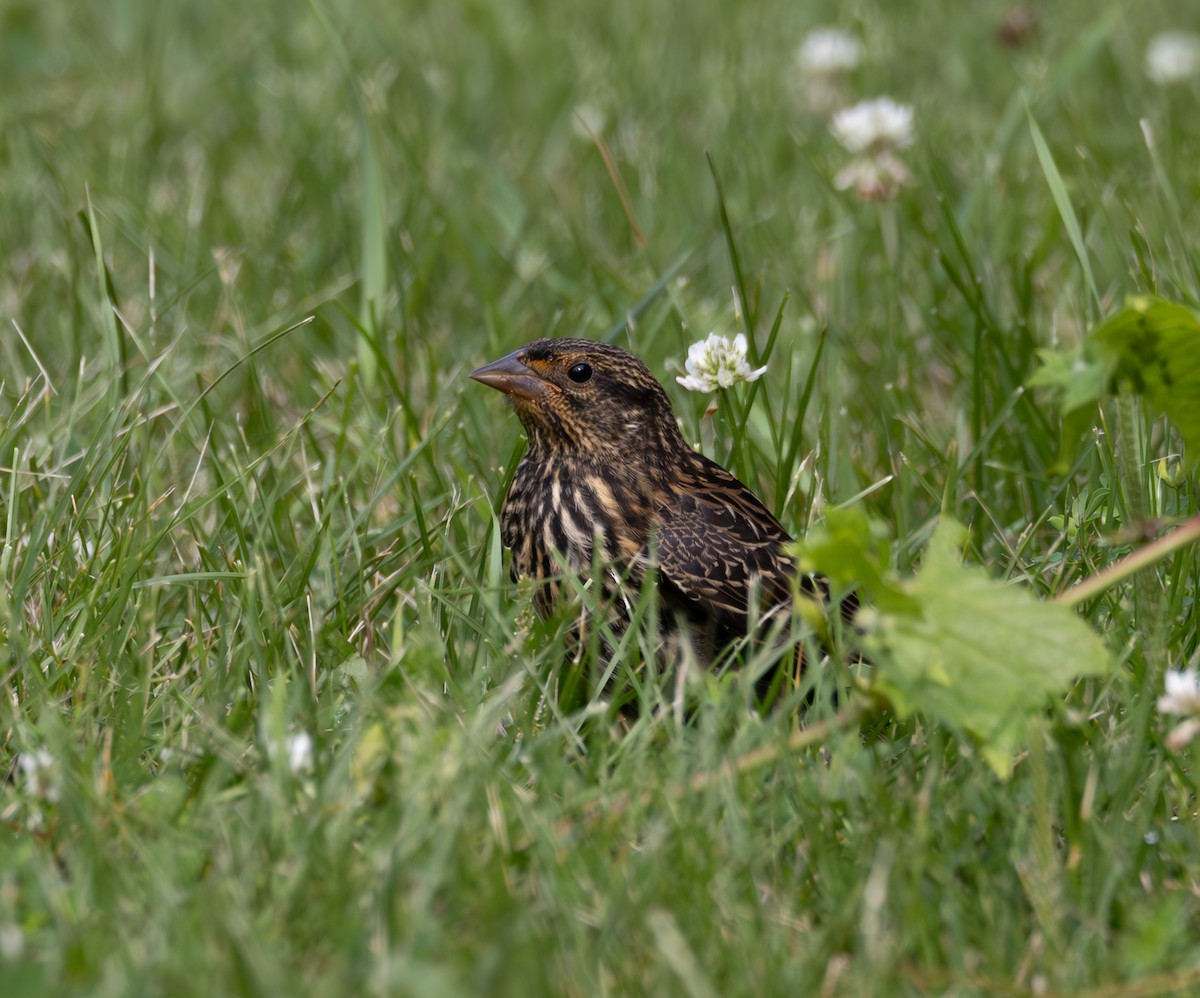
[653,456,797,633]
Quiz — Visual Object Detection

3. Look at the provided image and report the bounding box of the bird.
[470,337,851,706]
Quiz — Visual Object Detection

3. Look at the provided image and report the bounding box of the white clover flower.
[676,333,767,393]
[266,731,315,773]
[830,97,915,154]
[1145,32,1200,85]
[1166,718,1200,752]
[285,732,314,773]
[797,28,862,77]
[17,750,59,803]
[833,152,912,201]
[1158,668,1200,715]
[1158,668,1200,750]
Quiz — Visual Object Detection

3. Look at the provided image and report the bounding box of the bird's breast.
[501,452,657,600]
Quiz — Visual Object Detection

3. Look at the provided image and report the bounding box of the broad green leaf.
[1027,343,1108,472]
[794,507,917,615]
[865,520,1112,777]
[1029,294,1200,467]
[803,515,1113,779]
[1090,295,1200,462]
[1027,343,1107,415]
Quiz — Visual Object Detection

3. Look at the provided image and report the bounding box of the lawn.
[2,0,1199,994]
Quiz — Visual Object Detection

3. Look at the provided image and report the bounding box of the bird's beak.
[469,350,555,401]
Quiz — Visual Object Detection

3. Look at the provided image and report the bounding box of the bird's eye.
[567,362,593,384]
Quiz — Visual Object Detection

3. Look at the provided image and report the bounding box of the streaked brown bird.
[470,337,848,701]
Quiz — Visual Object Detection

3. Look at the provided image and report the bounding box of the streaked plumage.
[470,337,846,697]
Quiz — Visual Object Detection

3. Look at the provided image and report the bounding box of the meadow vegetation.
[2,1,1199,993]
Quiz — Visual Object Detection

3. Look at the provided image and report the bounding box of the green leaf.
[1029,294,1200,468]
[803,516,1113,779]
[1089,295,1200,463]
[1027,343,1107,415]
[1027,343,1108,472]
[866,520,1112,777]
[794,507,918,615]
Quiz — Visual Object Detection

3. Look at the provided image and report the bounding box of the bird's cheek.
[514,394,556,420]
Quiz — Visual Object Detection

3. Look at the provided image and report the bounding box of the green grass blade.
[1028,112,1102,312]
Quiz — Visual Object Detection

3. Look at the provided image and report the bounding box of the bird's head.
[470,338,685,459]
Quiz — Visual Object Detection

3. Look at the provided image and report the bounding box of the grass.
[3,0,1200,993]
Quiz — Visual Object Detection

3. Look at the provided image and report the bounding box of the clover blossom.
[829,97,916,201]
[1158,667,1200,750]
[797,28,862,77]
[830,97,915,155]
[1145,32,1200,85]
[676,333,767,393]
